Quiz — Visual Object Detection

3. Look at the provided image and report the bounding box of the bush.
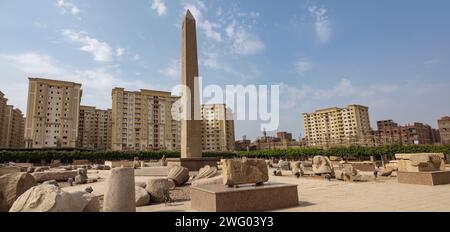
[1,145,449,163]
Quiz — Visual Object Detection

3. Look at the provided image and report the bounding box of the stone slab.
[348,162,376,172]
[167,158,220,171]
[73,160,91,165]
[104,161,134,169]
[398,171,450,186]
[191,182,299,212]
[134,167,169,176]
[0,167,22,176]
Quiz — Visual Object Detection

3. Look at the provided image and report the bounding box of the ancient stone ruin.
[221,158,269,187]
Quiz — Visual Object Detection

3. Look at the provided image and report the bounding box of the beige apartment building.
[0,91,25,148]
[77,106,112,150]
[24,78,82,148]
[201,104,235,152]
[438,116,450,145]
[111,88,181,151]
[303,105,373,148]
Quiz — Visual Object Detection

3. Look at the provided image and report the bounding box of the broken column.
[103,168,136,212]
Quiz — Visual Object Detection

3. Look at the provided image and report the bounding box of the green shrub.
[1,145,449,163]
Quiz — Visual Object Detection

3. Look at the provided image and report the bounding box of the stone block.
[32,171,77,182]
[73,160,90,165]
[104,161,134,169]
[191,183,299,212]
[167,158,220,171]
[222,158,269,186]
[397,171,450,186]
[396,153,445,172]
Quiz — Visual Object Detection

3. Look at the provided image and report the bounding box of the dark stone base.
[167,157,220,171]
[191,182,299,212]
[398,171,450,186]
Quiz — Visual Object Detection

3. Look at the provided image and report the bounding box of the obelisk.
[181,10,202,158]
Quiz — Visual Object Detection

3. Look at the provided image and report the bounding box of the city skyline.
[1,0,450,139]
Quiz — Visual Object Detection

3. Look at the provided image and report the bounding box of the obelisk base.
[167,157,220,171]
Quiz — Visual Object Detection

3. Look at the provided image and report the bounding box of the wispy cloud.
[151,0,167,16]
[57,0,80,18]
[226,22,265,55]
[295,57,313,75]
[424,59,441,66]
[116,48,125,57]
[308,5,332,43]
[159,59,180,79]
[62,29,113,62]
[0,52,158,109]
[182,2,264,55]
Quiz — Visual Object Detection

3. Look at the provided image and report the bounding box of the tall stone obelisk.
[181,10,202,158]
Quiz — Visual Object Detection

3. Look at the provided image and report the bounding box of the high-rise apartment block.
[438,116,450,145]
[201,104,235,152]
[303,105,373,148]
[0,91,25,148]
[111,88,181,151]
[24,78,82,148]
[77,106,112,150]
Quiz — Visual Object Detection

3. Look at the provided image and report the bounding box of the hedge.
[1,145,449,163]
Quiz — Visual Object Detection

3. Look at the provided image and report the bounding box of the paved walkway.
[137,175,450,212]
[62,169,450,212]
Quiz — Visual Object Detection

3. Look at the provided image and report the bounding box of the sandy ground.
[61,168,450,212]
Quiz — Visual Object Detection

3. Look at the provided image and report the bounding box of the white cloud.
[424,59,441,65]
[132,54,141,61]
[151,0,167,16]
[309,5,332,43]
[62,29,113,62]
[202,20,222,42]
[295,57,313,75]
[0,52,158,109]
[1,53,62,75]
[226,23,265,55]
[158,59,180,79]
[116,48,125,57]
[33,22,47,29]
[57,0,80,18]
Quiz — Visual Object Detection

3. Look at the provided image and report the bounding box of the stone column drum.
[103,168,136,212]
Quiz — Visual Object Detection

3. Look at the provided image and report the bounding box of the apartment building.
[0,91,25,148]
[438,116,450,145]
[24,78,82,148]
[375,120,440,145]
[201,104,235,152]
[303,105,373,148]
[77,106,112,150]
[111,88,181,151]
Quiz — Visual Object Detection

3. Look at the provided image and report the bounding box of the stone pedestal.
[167,158,220,171]
[398,171,450,186]
[191,182,299,212]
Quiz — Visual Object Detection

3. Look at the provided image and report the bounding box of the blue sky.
[0,0,449,140]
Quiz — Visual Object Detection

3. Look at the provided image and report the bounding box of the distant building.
[77,106,112,150]
[438,116,450,145]
[201,104,235,152]
[376,120,402,145]
[24,78,82,149]
[277,132,293,142]
[303,105,373,148]
[400,123,440,145]
[375,120,440,145]
[0,91,25,148]
[235,136,252,151]
[111,88,181,151]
